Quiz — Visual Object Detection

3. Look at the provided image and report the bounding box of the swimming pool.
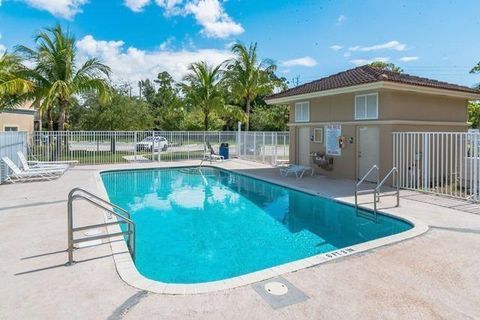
[101,167,412,284]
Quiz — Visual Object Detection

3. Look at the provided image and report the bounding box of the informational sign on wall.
[325,124,342,156]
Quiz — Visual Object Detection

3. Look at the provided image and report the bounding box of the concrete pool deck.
[1,159,480,319]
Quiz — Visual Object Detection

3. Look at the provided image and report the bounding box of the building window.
[355,93,378,120]
[295,101,310,122]
[4,126,18,132]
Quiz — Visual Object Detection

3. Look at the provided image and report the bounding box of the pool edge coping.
[93,163,429,295]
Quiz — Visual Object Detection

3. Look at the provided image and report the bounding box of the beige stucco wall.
[0,112,34,132]
[288,89,470,181]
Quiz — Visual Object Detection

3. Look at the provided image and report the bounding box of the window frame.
[354,93,378,120]
[294,101,310,123]
[3,125,19,132]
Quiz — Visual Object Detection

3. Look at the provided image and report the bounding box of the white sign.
[325,124,341,156]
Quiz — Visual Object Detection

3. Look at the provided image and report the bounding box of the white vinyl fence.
[0,132,28,183]
[393,132,480,202]
[23,131,288,166]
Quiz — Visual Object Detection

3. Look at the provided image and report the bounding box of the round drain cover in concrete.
[264,282,288,296]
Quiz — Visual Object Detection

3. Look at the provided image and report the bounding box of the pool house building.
[266,65,480,181]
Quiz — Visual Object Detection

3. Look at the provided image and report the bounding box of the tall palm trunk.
[34,99,42,132]
[58,99,67,131]
[245,97,251,131]
[47,107,53,131]
[204,107,209,131]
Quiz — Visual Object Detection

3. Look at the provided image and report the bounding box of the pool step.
[355,209,378,222]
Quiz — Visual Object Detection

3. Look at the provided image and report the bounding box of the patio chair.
[279,164,314,179]
[204,141,224,162]
[17,152,69,173]
[22,151,78,167]
[1,156,62,183]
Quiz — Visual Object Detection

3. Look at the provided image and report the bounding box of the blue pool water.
[101,167,412,284]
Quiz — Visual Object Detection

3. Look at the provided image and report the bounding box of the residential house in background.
[0,102,36,132]
[266,65,480,181]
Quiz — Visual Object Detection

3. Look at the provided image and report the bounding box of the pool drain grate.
[252,277,309,309]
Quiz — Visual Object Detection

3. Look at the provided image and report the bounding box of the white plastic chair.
[279,164,314,179]
[17,152,68,173]
[1,156,62,183]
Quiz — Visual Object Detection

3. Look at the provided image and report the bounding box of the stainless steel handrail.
[355,165,379,210]
[67,188,135,265]
[68,187,130,219]
[374,167,399,214]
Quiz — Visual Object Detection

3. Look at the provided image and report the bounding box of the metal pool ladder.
[355,165,400,220]
[66,188,135,265]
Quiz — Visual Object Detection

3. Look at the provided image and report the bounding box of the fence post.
[152,130,155,161]
[273,132,277,165]
[422,133,428,192]
[262,132,265,163]
[134,131,137,162]
[474,133,478,201]
[92,131,96,165]
[253,133,256,162]
[237,122,241,159]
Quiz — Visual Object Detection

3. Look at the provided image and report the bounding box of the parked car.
[136,136,168,152]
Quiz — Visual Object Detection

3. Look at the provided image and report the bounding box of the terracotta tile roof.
[267,65,479,100]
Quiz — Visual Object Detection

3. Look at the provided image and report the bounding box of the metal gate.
[393,132,480,201]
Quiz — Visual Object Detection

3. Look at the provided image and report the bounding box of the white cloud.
[124,0,151,12]
[282,56,317,68]
[399,56,419,62]
[336,15,346,25]
[330,45,343,51]
[349,40,406,52]
[154,0,183,15]
[76,35,233,82]
[343,52,351,57]
[124,0,243,39]
[184,0,244,38]
[350,57,390,66]
[23,0,87,19]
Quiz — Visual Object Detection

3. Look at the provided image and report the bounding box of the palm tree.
[0,52,33,109]
[225,42,278,131]
[182,61,224,131]
[16,25,111,131]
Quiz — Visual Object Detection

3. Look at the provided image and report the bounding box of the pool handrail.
[374,167,400,213]
[66,187,135,265]
[355,165,380,211]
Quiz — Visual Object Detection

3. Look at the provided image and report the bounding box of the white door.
[297,127,310,166]
[358,126,379,181]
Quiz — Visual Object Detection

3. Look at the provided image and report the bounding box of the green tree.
[225,42,281,131]
[250,105,289,131]
[140,71,185,130]
[0,53,33,109]
[368,61,403,73]
[468,101,480,129]
[182,62,224,131]
[17,25,111,131]
[70,90,154,131]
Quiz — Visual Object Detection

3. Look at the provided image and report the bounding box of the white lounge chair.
[17,152,69,173]
[1,157,62,183]
[279,164,314,179]
[20,151,78,167]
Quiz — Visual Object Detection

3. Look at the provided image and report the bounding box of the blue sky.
[1,0,479,89]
